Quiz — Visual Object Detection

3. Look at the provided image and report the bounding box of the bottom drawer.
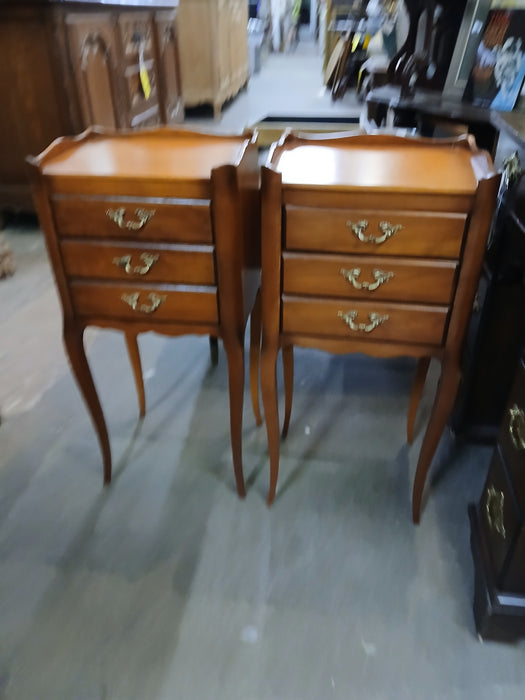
[70,282,218,323]
[281,296,448,346]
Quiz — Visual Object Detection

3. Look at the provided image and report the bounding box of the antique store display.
[27,127,261,498]
[260,131,499,523]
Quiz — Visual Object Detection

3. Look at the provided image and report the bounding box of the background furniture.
[469,353,525,641]
[27,127,261,497]
[0,0,183,222]
[260,131,499,522]
[177,0,249,118]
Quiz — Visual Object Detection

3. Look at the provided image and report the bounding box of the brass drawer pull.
[340,267,394,291]
[485,485,506,538]
[509,404,525,451]
[113,252,159,276]
[106,207,156,231]
[121,292,166,314]
[337,310,389,333]
[347,219,402,244]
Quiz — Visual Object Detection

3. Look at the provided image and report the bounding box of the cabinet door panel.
[154,10,184,124]
[118,12,161,128]
[66,13,124,129]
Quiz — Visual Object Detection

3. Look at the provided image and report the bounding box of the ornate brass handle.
[340,267,394,291]
[106,207,156,231]
[337,310,389,333]
[113,252,159,276]
[347,219,402,244]
[121,292,166,314]
[485,485,506,538]
[509,404,525,451]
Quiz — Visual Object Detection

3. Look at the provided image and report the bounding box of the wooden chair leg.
[63,321,112,484]
[249,288,263,426]
[281,344,294,438]
[412,361,461,524]
[222,334,246,498]
[261,343,280,505]
[407,356,430,444]
[209,336,219,366]
[124,332,145,418]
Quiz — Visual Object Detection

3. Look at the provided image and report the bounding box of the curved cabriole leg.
[249,289,263,426]
[261,342,280,505]
[222,334,246,498]
[407,356,430,444]
[125,332,145,418]
[281,345,294,438]
[63,321,112,484]
[412,361,461,524]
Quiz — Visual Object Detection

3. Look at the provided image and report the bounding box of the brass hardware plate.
[337,310,389,333]
[340,267,394,291]
[485,485,506,538]
[509,404,525,451]
[121,291,166,314]
[113,252,159,276]
[347,219,402,244]
[106,207,156,231]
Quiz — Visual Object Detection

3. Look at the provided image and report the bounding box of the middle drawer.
[282,253,458,305]
[60,240,216,286]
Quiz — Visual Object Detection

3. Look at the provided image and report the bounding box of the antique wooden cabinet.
[27,127,261,496]
[469,355,525,640]
[0,1,183,220]
[260,131,499,522]
[177,0,249,117]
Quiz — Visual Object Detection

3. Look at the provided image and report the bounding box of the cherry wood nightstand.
[27,127,261,496]
[260,131,500,522]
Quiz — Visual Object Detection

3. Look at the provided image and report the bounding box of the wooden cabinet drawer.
[285,206,467,258]
[282,253,458,305]
[70,282,218,323]
[281,296,449,345]
[480,448,520,584]
[53,198,212,243]
[499,359,525,508]
[60,240,216,285]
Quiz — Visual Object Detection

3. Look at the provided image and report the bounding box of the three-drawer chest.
[27,127,261,496]
[260,131,500,521]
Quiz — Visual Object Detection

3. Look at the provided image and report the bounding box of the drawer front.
[285,207,467,258]
[53,198,212,243]
[499,360,525,508]
[281,297,448,346]
[60,240,216,286]
[70,282,218,323]
[282,253,458,305]
[480,448,520,583]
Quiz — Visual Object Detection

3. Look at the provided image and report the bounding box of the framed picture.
[463,8,525,111]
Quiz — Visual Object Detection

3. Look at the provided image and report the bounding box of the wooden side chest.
[27,127,261,496]
[260,131,500,522]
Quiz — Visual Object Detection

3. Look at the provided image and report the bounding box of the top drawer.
[52,197,213,244]
[285,207,467,258]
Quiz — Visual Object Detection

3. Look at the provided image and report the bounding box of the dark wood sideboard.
[0,0,183,222]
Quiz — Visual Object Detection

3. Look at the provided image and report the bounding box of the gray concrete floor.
[1,35,525,700]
